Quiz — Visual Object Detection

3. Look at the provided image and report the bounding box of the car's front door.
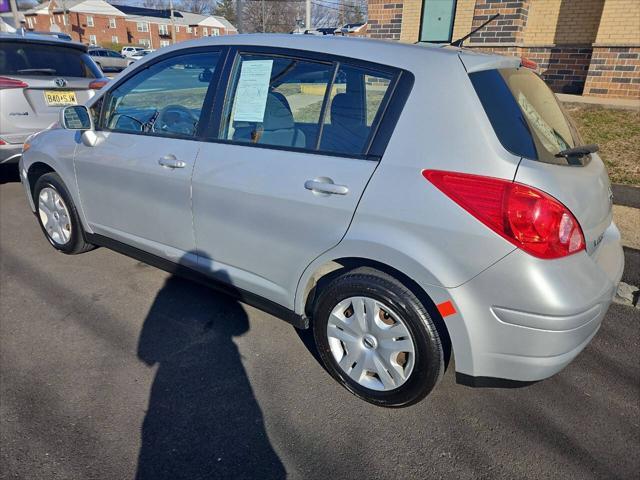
[75,49,222,263]
[192,50,397,308]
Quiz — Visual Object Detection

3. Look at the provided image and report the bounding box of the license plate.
[44,90,77,107]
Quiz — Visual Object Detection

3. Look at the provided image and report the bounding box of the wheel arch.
[26,162,56,201]
[299,255,454,369]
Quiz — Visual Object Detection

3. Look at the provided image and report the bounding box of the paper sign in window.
[232,60,273,122]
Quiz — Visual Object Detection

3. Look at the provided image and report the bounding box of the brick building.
[22,0,236,50]
[368,0,640,99]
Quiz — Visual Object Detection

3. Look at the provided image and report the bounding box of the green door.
[420,0,457,42]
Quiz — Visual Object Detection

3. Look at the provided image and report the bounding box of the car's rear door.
[192,47,403,308]
[75,48,224,264]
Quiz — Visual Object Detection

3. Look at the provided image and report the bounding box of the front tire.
[34,173,94,255]
[313,268,444,407]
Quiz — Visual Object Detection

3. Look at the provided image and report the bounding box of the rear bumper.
[446,221,624,383]
[0,143,22,164]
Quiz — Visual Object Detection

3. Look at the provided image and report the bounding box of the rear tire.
[34,173,94,255]
[313,268,444,407]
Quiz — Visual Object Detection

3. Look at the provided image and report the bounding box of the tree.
[213,0,236,24]
[142,0,169,9]
[242,0,298,33]
[177,0,214,14]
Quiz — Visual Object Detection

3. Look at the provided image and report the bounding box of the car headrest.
[331,93,365,128]
[262,92,294,131]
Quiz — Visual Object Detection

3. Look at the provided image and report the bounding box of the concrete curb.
[612,184,640,209]
[558,93,640,110]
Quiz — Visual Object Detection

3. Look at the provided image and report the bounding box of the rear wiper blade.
[16,68,56,75]
[555,144,599,158]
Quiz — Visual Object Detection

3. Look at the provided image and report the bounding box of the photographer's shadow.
[135,270,286,480]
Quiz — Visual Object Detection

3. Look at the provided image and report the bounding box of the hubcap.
[327,296,416,391]
[38,187,72,245]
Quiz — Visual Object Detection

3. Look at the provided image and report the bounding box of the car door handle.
[304,178,349,196]
[158,155,186,169]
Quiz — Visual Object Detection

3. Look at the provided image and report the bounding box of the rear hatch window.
[0,41,100,78]
[469,68,582,164]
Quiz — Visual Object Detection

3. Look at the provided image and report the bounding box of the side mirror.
[60,105,93,130]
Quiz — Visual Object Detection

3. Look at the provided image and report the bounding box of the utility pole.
[9,0,20,31]
[169,0,176,44]
[305,0,311,30]
[236,0,243,33]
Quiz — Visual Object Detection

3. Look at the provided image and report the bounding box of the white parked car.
[121,46,145,58]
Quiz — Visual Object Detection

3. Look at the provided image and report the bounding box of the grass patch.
[564,104,640,185]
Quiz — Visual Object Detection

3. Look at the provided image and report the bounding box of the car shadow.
[0,164,20,184]
[135,266,286,480]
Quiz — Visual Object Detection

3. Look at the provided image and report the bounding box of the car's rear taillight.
[0,77,28,89]
[423,170,586,259]
[89,79,109,90]
[520,56,538,70]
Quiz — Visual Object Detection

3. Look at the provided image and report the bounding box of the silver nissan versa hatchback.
[19,35,624,407]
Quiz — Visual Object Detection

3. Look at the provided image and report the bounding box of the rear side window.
[220,52,397,157]
[0,42,100,78]
[470,68,579,162]
[320,64,392,155]
[222,54,334,149]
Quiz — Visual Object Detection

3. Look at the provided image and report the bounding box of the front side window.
[221,54,333,149]
[470,68,579,163]
[212,28,219,36]
[102,51,220,138]
[159,24,169,35]
[112,35,118,44]
[160,40,170,48]
[89,34,97,45]
[86,15,94,27]
[139,39,150,48]
[109,17,116,29]
[220,52,396,156]
[137,22,148,32]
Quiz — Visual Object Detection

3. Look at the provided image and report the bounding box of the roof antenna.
[449,13,500,48]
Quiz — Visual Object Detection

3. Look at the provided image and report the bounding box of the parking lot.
[1,166,638,480]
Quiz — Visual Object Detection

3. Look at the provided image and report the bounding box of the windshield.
[470,67,581,163]
[0,41,100,78]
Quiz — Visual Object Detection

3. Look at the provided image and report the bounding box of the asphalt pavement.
[1,165,639,480]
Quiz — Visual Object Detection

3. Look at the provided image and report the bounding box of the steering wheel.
[153,104,198,136]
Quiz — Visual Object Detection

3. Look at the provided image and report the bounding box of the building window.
[159,24,169,35]
[139,38,151,47]
[112,35,119,44]
[109,17,116,29]
[202,27,208,36]
[89,34,97,45]
[160,40,170,47]
[137,22,149,32]
[186,26,192,33]
[32,16,37,24]
[86,15,94,27]
[26,17,33,28]
[420,0,457,43]
[193,27,197,36]
[212,28,219,36]
[62,15,68,26]
[175,25,180,33]
[50,16,53,25]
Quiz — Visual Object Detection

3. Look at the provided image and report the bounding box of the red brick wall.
[468,0,529,45]
[584,47,640,98]
[72,13,128,45]
[368,0,403,40]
